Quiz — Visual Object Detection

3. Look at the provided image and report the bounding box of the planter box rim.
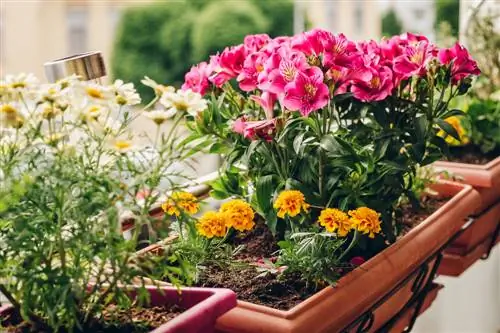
[433,156,500,188]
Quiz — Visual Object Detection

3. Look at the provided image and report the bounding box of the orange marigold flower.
[318,208,352,237]
[220,199,255,232]
[196,211,228,238]
[161,191,199,216]
[273,190,310,218]
[348,207,382,238]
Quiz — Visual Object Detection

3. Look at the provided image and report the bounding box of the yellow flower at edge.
[161,191,199,216]
[220,199,255,232]
[273,190,310,219]
[348,207,382,239]
[197,211,228,238]
[318,208,352,237]
[438,116,470,146]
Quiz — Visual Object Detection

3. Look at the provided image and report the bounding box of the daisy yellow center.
[86,87,104,99]
[116,95,127,105]
[114,140,131,150]
[88,106,100,114]
[1,104,17,114]
[174,101,189,112]
[11,82,26,89]
[304,83,317,97]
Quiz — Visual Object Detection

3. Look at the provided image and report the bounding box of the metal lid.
[44,51,106,83]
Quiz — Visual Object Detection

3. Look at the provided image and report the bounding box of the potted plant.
[432,9,500,275]
[0,74,236,332]
[139,30,481,332]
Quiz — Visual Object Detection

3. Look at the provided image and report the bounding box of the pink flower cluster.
[183,29,480,120]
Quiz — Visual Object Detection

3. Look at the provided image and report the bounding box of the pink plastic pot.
[0,286,236,333]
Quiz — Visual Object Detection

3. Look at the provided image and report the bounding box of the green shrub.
[190,1,269,63]
[111,2,193,101]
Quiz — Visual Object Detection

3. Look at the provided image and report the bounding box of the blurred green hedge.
[111,0,293,100]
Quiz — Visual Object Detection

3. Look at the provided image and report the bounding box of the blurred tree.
[381,9,403,37]
[435,0,460,38]
[112,0,293,99]
[191,1,269,63]
[112,1,193,101]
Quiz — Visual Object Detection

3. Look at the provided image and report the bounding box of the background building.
[386,0,436,40]
[298,0,381,40]
[0,0,136,80]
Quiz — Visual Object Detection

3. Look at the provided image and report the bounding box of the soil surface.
[1,304,185,333]
[446,146,499,165]
[195,197,447,310]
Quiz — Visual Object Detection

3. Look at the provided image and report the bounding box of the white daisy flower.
[143,109,176,125]
[76,82,114,104]
[111,139,134,153]
[5,73,39,91]
[112,79,141,106]
[81,104,107,122]
[160,89,208,116]
[141,76,175,96]
[1,103,26,128]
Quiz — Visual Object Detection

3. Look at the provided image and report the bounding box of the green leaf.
[439,108,466,119]
[255,175,276,214]
[320,135,340,153]
[415,116,428,143]
[293,133,305,155]
[436,119,460,141]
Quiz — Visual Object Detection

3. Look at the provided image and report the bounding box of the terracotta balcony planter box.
[0,285,236,333]
[433,157,500,276]
[380,283,443,332]
[433,156,500,214]
[140,181,479,333]
[438,232,499,277]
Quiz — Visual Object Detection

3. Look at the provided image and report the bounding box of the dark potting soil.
[195,197,448,311]
[1,305,185,333]
[446,146,499,165]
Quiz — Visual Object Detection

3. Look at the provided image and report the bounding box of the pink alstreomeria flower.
[351,66,394,102]
[283,67,330,116]
[259,47,309,95]
[237,51,269,92]
[393,41,437,79]
[438,43,481,84]
[322,33,358,68]
[243,34,271,54]
[232,117,277,142]
[209,44,246,87]
[182,61,213,96]
[251,92,277,119]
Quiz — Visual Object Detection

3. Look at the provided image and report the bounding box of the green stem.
[338,230,360,261]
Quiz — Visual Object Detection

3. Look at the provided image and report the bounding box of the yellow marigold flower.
[273,190,310,218]
[318,208,352,237]
[220,199,255,232]
[348,207,382,239]
[197,211,228,238]
[438,116,470,146]
[161,191,199,216]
